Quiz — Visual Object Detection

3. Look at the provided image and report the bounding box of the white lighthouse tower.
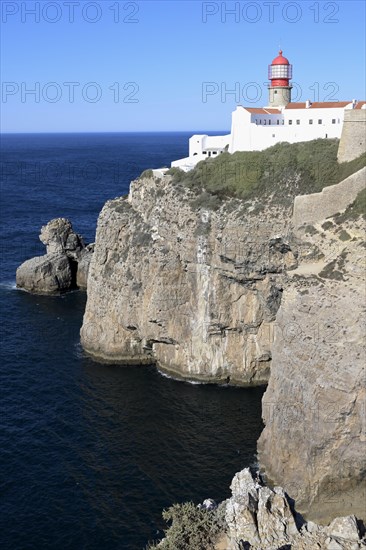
[268,50,293,108]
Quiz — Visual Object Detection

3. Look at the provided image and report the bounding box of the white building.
[171,50,365,172]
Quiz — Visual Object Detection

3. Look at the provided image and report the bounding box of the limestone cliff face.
[81,165,365,525]
[258,177,366,523]
[80,175,295,385]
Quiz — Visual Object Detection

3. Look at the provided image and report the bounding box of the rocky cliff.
[258,170,366,523]
[80,174,296,384]
[80,142,365,529]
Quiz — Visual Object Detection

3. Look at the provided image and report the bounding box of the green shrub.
[169,140,366,208]
[166,167,186,182]
[140,169,154,179]
[338,230,351,241]
[190,190,221,211]
[322,220,334,230]
[304,224,318,235]
[146,502,225,550]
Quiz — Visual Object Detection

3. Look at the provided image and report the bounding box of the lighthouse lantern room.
[268,50,293,108]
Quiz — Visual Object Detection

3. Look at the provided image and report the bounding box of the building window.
[269,120,271,125]
[213,151,217,155]
[277,120,280,125]
[338,118,340,123]
[318,119,322,124]
[259,120,261,124]
[309,119,313,124]
[264,120,266,125]
[203,151,207,155]
[272,134,275,138]
[332,119,336,124]
[282,120,284,125]
[296,120,300,125]
[274,90,278,94]
[289,120,292,125]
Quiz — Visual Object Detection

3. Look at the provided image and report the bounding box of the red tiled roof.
[242,101,365,113]
[245,107,281,114]
[285,101,351,109]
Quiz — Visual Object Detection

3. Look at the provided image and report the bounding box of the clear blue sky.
[1,0,365,132]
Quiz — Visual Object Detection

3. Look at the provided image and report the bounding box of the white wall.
[170,103,359,172]
[229,105,347,153]
[189,134,230,157]
[229,107,252,152]
[189,135,206,156]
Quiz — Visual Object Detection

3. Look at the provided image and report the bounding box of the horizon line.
[1,130,230,135]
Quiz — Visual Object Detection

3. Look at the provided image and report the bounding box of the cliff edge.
[258,169,366,523]
[80,173,294,385]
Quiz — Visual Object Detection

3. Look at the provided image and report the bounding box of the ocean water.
[0,133,265,550]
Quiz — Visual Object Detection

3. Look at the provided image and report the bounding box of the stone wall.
[338,108,366,163]
[292,167,365,228]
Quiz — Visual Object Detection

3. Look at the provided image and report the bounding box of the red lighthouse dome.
[271,50,290,65]
[268,49,292,87]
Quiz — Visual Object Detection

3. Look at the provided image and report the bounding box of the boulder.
[327,515,361,541]
[16,218,94,294]
[16,253,72,294]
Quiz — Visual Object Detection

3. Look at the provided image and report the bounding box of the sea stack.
[16,218,94,294]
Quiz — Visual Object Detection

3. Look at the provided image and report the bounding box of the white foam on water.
[157,368,205,385]
[0,281,17,290]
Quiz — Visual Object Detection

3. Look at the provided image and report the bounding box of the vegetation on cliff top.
[146,501,225,550]
[166,139,366,208]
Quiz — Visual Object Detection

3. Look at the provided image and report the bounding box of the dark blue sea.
[0,133,264,550]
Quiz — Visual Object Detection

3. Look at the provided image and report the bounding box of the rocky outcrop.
[16,218,93,294]
[80,175,296,383]
[222,467,366,549]
[16,253,73,294]
[258,181,366,523]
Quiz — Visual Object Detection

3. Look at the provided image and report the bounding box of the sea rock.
[16,253,72,294]
[16,218,93,294]
[40,218,83,255]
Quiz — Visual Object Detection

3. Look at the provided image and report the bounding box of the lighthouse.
[268,50,293,108]
[170,49,365,171]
